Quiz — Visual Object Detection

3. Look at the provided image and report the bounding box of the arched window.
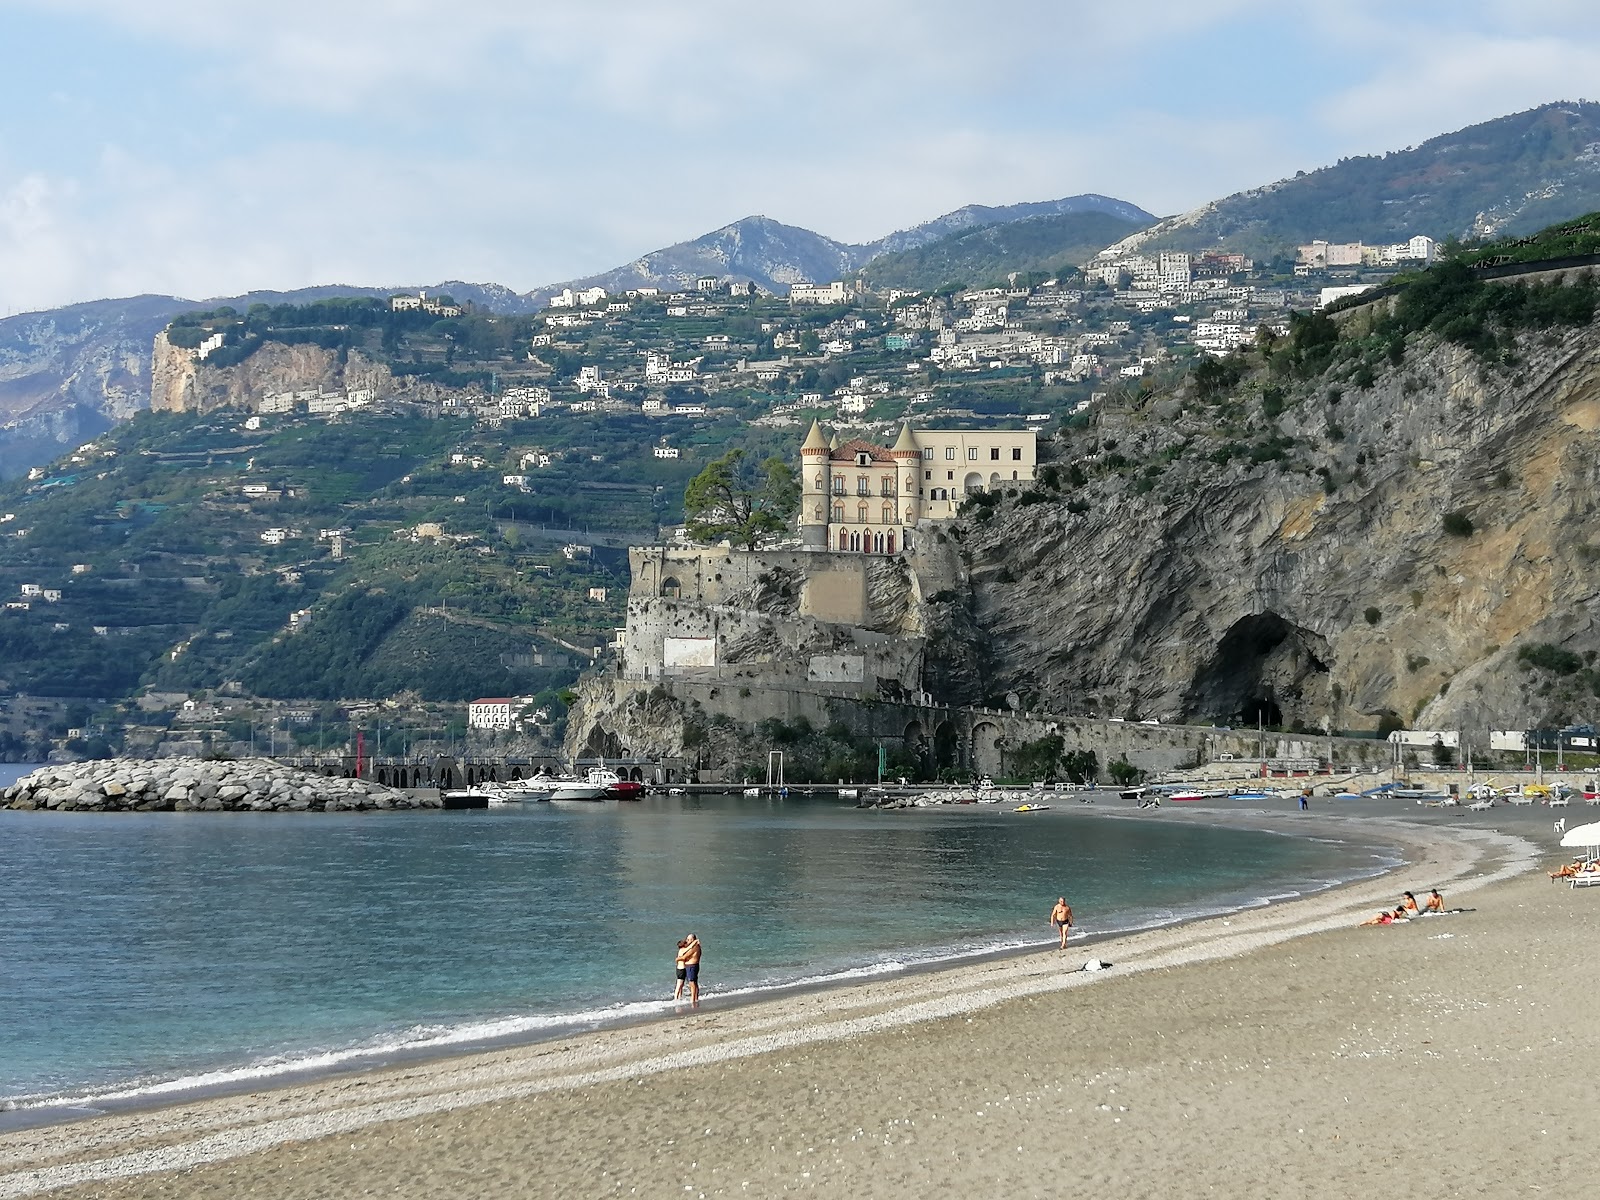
[882,502,894,525]
[832,477,844,495]
[850,531,861,552]
[857,502,869,524]
[856,476,870,496]
[838,529,848,551]
[832,503,844,523]
[905,476,914,492]
[813,475,823,491]
[881,477,895,496]
[873,532,884,553]
[886,532,896,554]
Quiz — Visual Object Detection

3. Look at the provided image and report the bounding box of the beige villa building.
[799,420,1036,554]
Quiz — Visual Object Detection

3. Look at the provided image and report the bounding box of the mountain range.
[5,101,1600,477]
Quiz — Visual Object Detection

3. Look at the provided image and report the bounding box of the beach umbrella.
[1559,821,1600,849]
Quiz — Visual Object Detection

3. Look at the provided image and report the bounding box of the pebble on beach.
[1,756,439,813]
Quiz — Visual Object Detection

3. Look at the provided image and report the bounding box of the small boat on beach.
[1012,803,1050,813]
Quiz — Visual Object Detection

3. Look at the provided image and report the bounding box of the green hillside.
[0,404,755,705]
[861,210,1151,290]
[1134,101,1600,260]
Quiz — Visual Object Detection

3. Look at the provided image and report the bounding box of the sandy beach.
[1,802,1593,1199]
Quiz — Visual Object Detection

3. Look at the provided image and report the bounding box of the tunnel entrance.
[1183,612,1330,729]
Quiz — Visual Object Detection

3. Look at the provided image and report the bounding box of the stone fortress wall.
[623,546,929,699]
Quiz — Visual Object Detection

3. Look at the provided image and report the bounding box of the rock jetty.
[3,757,441,813]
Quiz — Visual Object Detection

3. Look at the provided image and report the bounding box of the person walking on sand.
[681,932,702,1005]
[1050,897,1073,950]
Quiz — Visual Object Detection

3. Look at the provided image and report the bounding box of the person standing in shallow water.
[1050,897,1073,949]
[672,938,691,1001]
[680,933,702,1005]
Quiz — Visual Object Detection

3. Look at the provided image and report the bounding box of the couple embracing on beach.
[673,933,702,1005]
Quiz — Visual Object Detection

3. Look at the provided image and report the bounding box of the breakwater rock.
[2,757,441,813]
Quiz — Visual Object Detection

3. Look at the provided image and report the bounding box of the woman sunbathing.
[1401,891,1421,914]
[1551,861,1584,881]
[1360,909,1406,926]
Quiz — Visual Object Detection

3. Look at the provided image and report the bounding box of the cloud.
[1315,33,1600,151]
[2,0,1597,312]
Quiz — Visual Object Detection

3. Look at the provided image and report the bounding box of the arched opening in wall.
[972,721,1005,778]
[934,721,959,773]
[1182,612,1331,730]
[963,472,984,494]
[661,576,682,599]
[904,720,927,776]
[629,767,644,782]
[438,766,457,790]
[989,472,1002,488]
[886,532,896,555]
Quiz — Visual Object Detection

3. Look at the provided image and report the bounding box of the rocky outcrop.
[151,336,407,415]
[3,757,439,812]
[943,313,1600,741]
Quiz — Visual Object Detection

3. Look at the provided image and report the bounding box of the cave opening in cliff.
[1183,612,1330,729]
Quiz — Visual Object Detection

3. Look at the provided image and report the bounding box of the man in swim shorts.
[1050,897,1073,949]
[1426,889,1445,913]
[682,933,702,1005]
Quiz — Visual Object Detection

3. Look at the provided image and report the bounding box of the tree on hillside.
[683,450,799,551]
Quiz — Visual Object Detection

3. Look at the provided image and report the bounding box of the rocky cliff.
[0,295,181,478]
[946,281,1600,741]
[150,334,406,414]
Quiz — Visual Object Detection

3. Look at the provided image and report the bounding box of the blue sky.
[2,0,1598,314]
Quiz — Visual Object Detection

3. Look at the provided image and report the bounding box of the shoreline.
[0,805,1554,1199]
[0,801,1402,1129]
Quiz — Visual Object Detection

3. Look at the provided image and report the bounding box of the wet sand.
[1,802,1592,1199]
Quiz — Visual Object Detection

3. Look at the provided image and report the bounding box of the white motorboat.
[548,779,608,802]
[496,772,564,802]
[548,768,637,802]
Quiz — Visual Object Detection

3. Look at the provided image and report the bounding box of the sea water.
[0,775,1392,1118]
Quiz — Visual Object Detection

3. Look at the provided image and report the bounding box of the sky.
[2,0,1599,315]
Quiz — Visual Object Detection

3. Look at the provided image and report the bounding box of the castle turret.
[800,418,831,550]
[889,422,922,548]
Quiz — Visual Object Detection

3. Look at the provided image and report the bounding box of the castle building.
[799,420,1036,554]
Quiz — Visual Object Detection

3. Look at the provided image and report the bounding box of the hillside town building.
[799,420,1036,554]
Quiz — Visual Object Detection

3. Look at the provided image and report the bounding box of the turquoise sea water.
[0,767,1392,1119]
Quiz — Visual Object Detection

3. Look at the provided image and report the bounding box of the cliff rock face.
[0,295,180,477]
[948,316,1600,740]
[150,337,403,413]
